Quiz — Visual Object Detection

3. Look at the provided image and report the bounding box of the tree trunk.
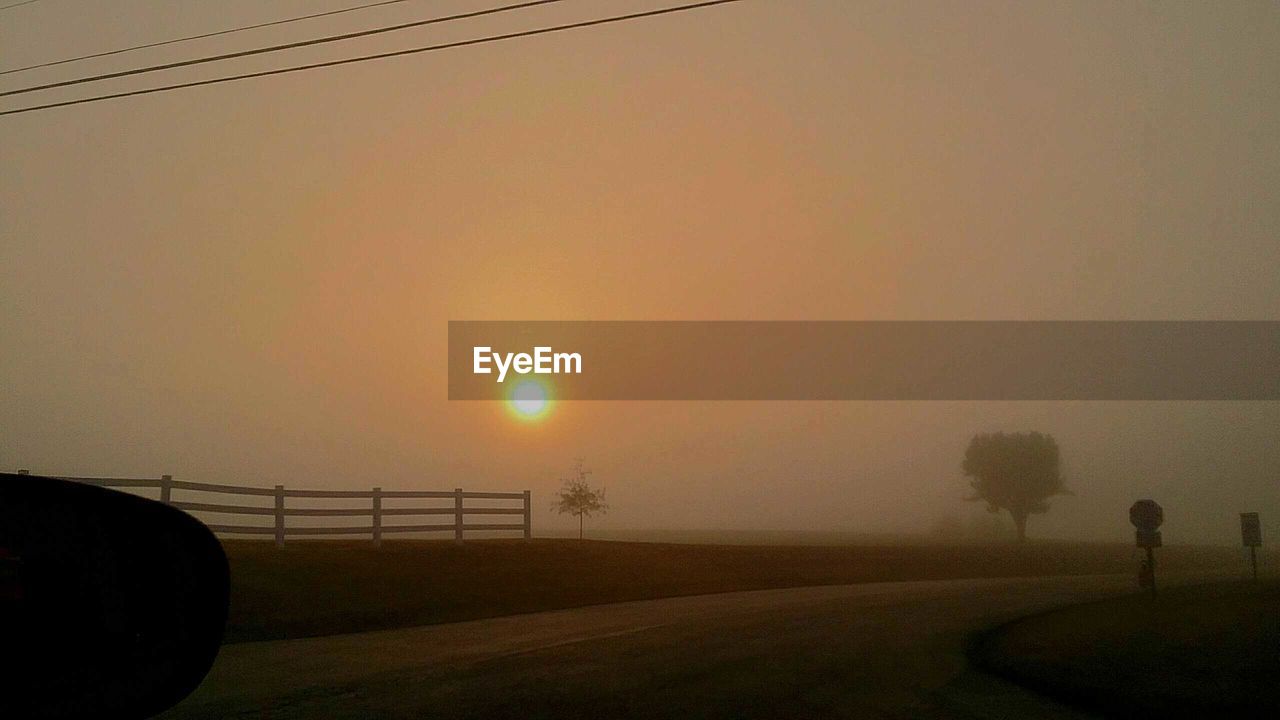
[579,512,584,540]
[1011,510,1028,543]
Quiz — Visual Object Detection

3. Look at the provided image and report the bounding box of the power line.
[0,0,748,117]
[1,0,421,76]
[0,0,43,12]
[1,0,567,98]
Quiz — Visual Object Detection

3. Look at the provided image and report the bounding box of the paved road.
[161,574,1153,720]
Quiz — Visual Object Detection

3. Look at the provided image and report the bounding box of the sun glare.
[506,379,552,422]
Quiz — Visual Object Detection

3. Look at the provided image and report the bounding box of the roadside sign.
[1129,499,1163,531]
[1129,499,1163,598]
[1241,513,1262,547]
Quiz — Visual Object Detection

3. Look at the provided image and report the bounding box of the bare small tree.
[553,459,606,540]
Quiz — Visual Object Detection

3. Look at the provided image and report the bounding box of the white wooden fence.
[52,474,531,546]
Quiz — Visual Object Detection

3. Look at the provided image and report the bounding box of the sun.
[506,378,552,422]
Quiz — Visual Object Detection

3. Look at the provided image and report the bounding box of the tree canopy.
[962,431,1068,542]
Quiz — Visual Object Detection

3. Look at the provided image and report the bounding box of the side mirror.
[0,473,228,719]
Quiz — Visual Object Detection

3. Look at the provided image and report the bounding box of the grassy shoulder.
[973,580,1280,717]
[222,538,1239,643]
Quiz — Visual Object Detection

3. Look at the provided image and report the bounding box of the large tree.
[962,431,1067,543]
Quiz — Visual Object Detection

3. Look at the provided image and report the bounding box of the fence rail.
[52,474,531,546]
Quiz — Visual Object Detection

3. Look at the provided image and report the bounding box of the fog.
[3,1,1278,543]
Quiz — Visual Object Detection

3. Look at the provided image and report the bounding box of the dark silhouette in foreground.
[962,431,1069,542]
[0,473,228,719]
[974,580,1280,717]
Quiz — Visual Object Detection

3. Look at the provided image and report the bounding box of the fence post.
[274,484,285,548]
[454,488,464,544]
[523,490,532,540]
[159,474,172,504]
[372,486,382,547]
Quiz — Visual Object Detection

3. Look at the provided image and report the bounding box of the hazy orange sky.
[3,1,1278,541]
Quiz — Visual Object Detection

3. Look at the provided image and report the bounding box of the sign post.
[1241,512,1262,581]
[1129,499,1163,599]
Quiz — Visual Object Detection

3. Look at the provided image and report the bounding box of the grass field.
[222,538,1246,643]
[973,580,1280,717]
